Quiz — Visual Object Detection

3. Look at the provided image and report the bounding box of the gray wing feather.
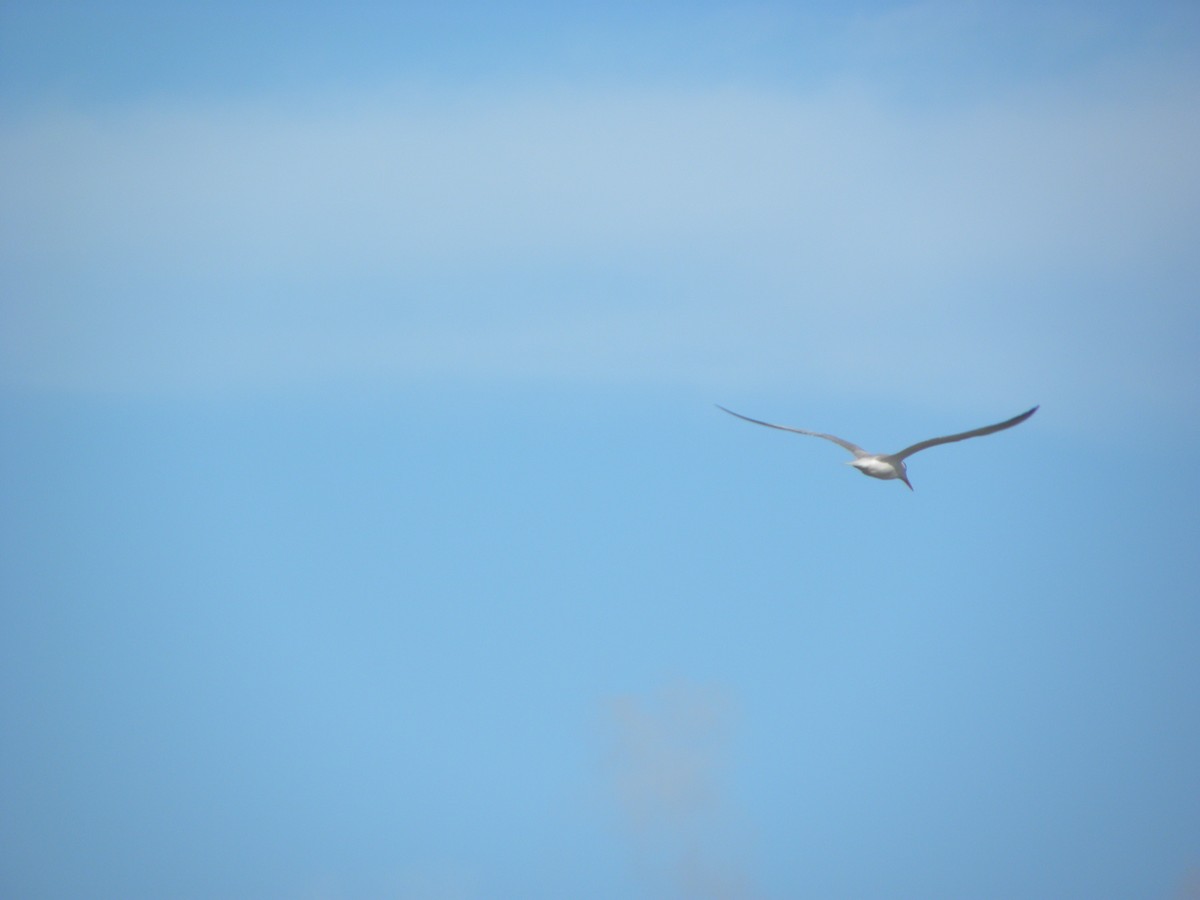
[716,405,869,458]
[891,406,1038,461]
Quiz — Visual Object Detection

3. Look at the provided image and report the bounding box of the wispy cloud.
[603,682,754,899]
[1,7,1197,416]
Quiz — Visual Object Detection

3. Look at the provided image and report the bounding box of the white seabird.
[717,404,1038,490]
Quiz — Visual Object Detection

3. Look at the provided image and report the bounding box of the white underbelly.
[855,458,900,479]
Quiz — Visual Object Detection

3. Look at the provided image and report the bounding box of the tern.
[717,404,1038,490]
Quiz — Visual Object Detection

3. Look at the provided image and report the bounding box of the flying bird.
[717,404,1038,489]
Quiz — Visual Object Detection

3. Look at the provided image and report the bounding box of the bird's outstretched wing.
[891,405,1038,461]
[716,405,869,458]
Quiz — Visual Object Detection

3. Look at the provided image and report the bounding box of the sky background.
[1,1,1198,897]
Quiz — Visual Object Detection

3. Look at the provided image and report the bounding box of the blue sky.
[1,2,1198,897]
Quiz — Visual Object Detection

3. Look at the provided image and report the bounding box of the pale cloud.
[603,682,755,899]
[5,76,1194,278]
[1,26,1197,413]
